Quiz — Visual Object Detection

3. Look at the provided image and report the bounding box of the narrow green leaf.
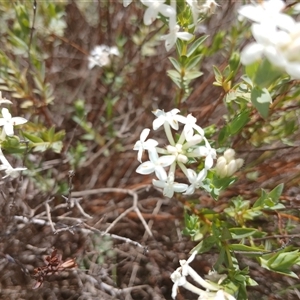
[229,110,250,135]
[183,70,203,81]
[187,35,208,57]
[213,65,223,83]
[168,57,181,72]
[268,183,284,203]
[185,54,202,71]
[229,244,268,253]
[167,69,181,79]
[230,228,265,239]
[23,132,44,143]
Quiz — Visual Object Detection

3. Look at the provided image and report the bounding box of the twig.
[72,187,153,237]
[83,222,147,252]
[45,198,55,232]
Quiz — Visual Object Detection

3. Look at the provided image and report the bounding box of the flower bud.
[215,157,228,178]
[227,160,238,177]
[235,158,244,169]
[177,154,188,164]
[224,148,235,162]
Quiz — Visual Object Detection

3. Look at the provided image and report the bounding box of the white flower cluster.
[123,0,218,51]
[0,92,27,178]
[238,0,300,79]
[170,251,236,300]
[88,45,120,69]
[133,108,217,197]
[215,149,243,178]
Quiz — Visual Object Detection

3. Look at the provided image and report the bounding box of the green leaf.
[51,141,63,153]
[167,69,181,79]
[229,228,265,239]
[186,35,208,57]
[269,251,299,270]
[213,65,223,84]
[168,57,181,72]
[23,132,44,143]
[251,87,272,119]
[269,183,284,203]
[253,59,284,88]
[228,110,250,135]
[218,126,228,145]
[253,189,267,208]
[229,244,268,253]
[183,70,203,81]
[195,235,218,253]
[185,54,202,71]
[33,142,50,152]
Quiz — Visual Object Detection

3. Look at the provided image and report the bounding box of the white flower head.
[160,24,194,52]
[171,251,220,299]
[136,148,175,181]
[0,108,27,137]
[166,144,188,164]
[153,172,188,198]
[141,0,176,25]
[152,108,186,130]
[133,128,158,163]
[238,0,294,32]
[184,168,207,195]
[88,45,120,69]
[197,138,216,169]
[183,114,204,141]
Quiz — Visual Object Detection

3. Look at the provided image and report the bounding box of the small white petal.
[136,161,155,175]
[158,155,176,167]
[176,31,193,41]
[11,117,27,126]
[240,43,264,65]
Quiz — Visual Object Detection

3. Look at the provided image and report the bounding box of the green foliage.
[167,35,208,104]
[23,127,65,153]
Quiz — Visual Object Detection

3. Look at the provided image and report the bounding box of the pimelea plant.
[127,0,300,299]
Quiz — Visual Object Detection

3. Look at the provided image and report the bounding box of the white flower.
[171,251,219,299]
[166,144,188,163]
[153,172,188,197]
[152,108,186,130]
[0,165,27,179]
[133,128,158,163]
[238,0,300,78]
[0,148,26,179]
[161,24,194,52]
[0,108,27,137]
[186,0,219,25]
[184,168,207,195]
[214,290,236,300]
[123,0,132,7]
[238,0,294,32]
[182,114,204,141]
[141,0,176,26]
[136,148,175,181]
[88,45,119,69]
[198,139,216,169]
